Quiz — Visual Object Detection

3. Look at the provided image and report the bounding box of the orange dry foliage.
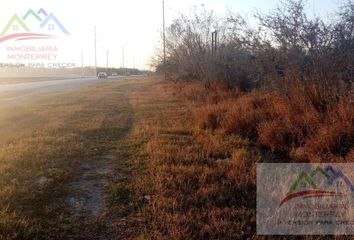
[190,81,354,163]
[133,79,353,239]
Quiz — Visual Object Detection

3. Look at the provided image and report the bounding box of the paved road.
[0,76,132,109]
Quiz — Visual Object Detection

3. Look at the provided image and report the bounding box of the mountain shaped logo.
[325,166,354,191]
[279,166,354,207]
[23,9,42,22]
[0,8,69,43]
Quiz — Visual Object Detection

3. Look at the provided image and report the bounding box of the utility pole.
[212,30,217,54]
[94,26,97,77]
[122,46,125,75]
[212,31,214,53]
[81,51,84,78]
[162,0,166,80]
[106,50,109,70]
[163,0,166,65]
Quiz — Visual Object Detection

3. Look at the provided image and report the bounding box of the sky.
[0,0,343,70]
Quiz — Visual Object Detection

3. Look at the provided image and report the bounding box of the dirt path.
[66,153,115,217]
[64,152,120,240]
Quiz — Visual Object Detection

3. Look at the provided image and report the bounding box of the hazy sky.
[0,0,343,70]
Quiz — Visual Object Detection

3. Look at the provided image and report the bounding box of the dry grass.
[1,75,352,239]
[187,81,354,163]
[124,79,260,239]
[0,77,149,239]
[302,98,354,162]
[125,78,354,239]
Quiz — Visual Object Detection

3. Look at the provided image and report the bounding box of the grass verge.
[0,77,150,239]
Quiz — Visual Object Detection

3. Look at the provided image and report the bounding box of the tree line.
[156,0,354,95]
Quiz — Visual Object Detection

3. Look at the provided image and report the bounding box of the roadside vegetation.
[96,67,150,76]
[0,78,145,239]
[153,0,354,170]
[1,0,353,239]
[135,0,354,238]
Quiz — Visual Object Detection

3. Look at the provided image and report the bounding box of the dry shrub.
[204,83,239,104]
[194,103,228,131]
[191,80,353,163]
[255,82,352,160]
[180,81,239,104]
[258,90,321,155]
[303,99,354,161]
[179,82,209,102]
[193,91,274,140]
[346,149,354,162]
[220,93,272,139]
[231,148,249,167]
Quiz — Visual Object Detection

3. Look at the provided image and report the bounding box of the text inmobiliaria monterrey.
[0,8,75,68]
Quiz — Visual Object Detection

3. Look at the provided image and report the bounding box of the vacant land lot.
[133,79,354,240]
[0,77,154,239]
[2,75,351,239]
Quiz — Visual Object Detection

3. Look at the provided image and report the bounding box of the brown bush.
[303,99,354,161]
[190,79,354,165]
[194,103,228,131]
[180,82,209,102]
[258,89,321,155]
[220,93,272,139]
